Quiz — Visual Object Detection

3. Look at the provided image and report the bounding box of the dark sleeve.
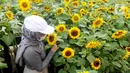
[23,48,55,72]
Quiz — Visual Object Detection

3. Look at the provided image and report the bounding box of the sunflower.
[31,11,40,15]
[91,58,101,70]
[81,1,87,6]
[86,41,101,49]
[125,47,130,54]
[83,71,89,73]
[68,27,80,39]
[121,6,129,14]
[88,1,94,8]
[30,0,35,2]
[80,8,85,14]
[56,24,66,32]
[35,0,42,3]
[124,13,130,19]
[72,0,78,1]
[80,8,85,16]
[64,0,70,4]
[62,48,74,59]
[44,5,51,12]
[72,1,79,8]
[72,14,80,23]
[107,7,115,13]
[19,0,31,11]
[92,17,104,29]
[123,52,129,60]
[111,30,127,39]
[56,7,64,15]
[6,11,14,20]
[47,33,57,45]
[96,7,105,13]
[123,47,130,60]
[100,0,108,3]
[66,6,71,15]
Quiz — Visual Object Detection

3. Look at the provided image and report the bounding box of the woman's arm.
[23,44,57,72]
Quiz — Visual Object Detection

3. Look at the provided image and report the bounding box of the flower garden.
[0,0,130,73]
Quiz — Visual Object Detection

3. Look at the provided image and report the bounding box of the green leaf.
[89,70,98,73]
[58,42,69,49]
[44,45,51,50]
[69,39,77,44]
[58,69,67,73]
[0,62,8,69]
[68,66,76,73]
[56,14,70,20]
[119,40,129,47]
[57,36,64,42]
[87,53,95,63]
[102,57,109,69]
[0,57,4,62]
[112,61,121,68]
[67,58,77,63]
[123,64,130,71]
[59,31,68,39]
[0,45,3,49]
[116,17,124,25]
[75,41,84,47]
[1,33,14,46]
[77,58,86,66]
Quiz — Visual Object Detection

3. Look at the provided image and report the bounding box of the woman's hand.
[51,43,58,53]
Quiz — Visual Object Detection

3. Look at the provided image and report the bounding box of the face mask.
[39,35,47,41]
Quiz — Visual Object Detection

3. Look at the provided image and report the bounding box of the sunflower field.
[1,0,130,73]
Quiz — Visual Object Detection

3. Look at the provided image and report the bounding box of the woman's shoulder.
[23,45,43,56]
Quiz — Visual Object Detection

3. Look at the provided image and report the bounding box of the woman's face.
[40,34,47,41]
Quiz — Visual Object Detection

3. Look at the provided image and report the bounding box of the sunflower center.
[59,27,64,31]
[49,35,54,42]
[71,30,78,36]
[95,20,101,25]
[73,2,78,6]
[115,31,123,36]
[94,61,100,67]
[7,13,11,17]
[109,8,114,11]
[58,9,62,13]
[65,50,71,56]
[127,48,130,52]
[45,6,49,9]
[65,0,69,2]
[22,2,28,8]
[74,16,79,21]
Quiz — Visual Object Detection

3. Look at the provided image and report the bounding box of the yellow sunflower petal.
[86,41,101,49]
[81,2,87,6]
[92,17,104,29]
[112,30,127,39]
[6,11,14,20]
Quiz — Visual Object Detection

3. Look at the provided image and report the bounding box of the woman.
[15,15,58,73]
